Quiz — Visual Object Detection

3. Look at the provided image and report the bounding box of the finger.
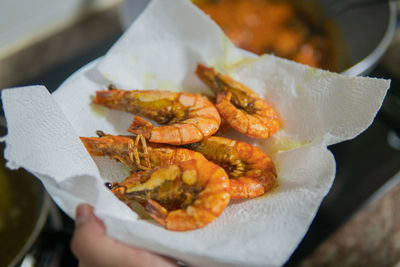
[71,203,177,267]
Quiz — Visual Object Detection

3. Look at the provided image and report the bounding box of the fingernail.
[75,203,92,227]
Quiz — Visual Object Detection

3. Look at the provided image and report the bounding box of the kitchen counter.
[301,174,400,266]
[0,4,122,91]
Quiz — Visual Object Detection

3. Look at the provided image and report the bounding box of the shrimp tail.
[128,117,153,139]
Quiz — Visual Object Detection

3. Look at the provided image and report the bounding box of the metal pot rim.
[8,190,51,267]
[341,1,397,76]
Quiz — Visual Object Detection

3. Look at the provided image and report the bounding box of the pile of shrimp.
[80,64,280,231]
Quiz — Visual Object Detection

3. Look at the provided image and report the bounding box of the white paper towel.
[1,0,390,266]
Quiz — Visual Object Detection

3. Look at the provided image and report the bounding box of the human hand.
[71,203,177,267]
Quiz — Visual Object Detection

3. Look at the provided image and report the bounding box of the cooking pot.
[317,0,397,75]
[119,0,397,76]
[0,135,50,267]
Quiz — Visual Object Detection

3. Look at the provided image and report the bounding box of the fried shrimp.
[195,63,279,138]
[110,160,230,231]
[80,133,230,231]
[93,88,221,145]
[185,136,276,199]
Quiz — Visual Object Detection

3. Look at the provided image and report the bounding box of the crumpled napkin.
[1,0,390,266]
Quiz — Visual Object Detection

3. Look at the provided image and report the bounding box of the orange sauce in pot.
[195,0,339,71]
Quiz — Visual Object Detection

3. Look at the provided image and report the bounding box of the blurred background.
[0,0,399,266]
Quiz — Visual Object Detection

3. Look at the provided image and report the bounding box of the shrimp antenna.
[128,135,151,171]
[139,135,151,169]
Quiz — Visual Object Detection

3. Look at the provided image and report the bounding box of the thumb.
[70,203,177,267]
[70,203,108,265]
